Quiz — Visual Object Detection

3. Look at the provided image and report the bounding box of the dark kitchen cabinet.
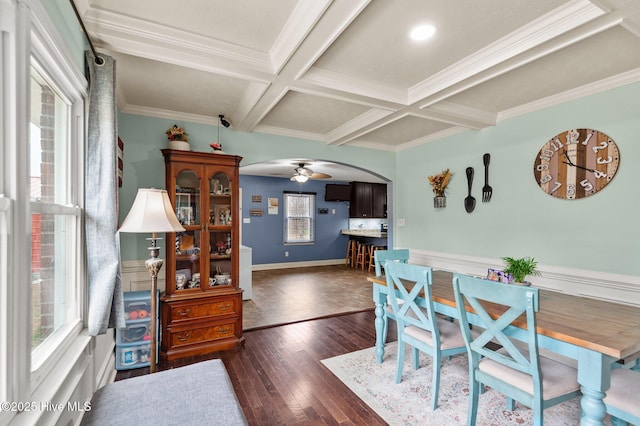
[349,181,386,218]
[372,183,387,218]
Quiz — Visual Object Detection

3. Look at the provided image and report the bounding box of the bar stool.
[345,240,357,266]
[367,245,385,273]
[355,242,370,269]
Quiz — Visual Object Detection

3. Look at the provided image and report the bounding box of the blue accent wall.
[240,175,351,265]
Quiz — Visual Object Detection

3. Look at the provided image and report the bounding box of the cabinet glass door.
[208,172,233,287]
[174,169,201,291]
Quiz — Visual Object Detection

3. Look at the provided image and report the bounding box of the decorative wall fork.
[482,153,492,202]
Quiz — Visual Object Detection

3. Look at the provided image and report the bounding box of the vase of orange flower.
[428,168,452,208]
[166,125,190,151]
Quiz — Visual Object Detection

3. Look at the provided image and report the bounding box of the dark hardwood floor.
[119,311,396,425]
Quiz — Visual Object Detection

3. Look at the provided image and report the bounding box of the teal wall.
[117,85,640,276]
[117,114,393,261]
[395,81,640,275]
[40,0,87,69]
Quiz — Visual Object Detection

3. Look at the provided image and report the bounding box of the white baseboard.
[252,259,344,271]
[410,249,640,307]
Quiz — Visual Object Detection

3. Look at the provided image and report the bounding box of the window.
[30,64,82,362]
[283,193,315,244]
[1,1,85,410]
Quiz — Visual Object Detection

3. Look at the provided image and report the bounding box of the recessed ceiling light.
[410,24,437,41]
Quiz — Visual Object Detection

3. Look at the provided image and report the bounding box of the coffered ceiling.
[75,0,640,176]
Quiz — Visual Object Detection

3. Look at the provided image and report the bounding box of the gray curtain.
[85,51,125,335]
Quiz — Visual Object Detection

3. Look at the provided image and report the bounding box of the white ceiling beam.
[416,102,497,130]
[270,0,332,73]
[233,0,371,132]
[409,0,605,105]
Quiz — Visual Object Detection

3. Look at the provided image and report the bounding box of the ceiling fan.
[290,162,331,182]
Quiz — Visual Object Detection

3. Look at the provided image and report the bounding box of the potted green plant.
[501,256,541,286]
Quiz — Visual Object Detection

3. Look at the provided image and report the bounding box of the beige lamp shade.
[119,188,185,233]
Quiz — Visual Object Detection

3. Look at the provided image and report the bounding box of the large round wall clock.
[533,128,620,200]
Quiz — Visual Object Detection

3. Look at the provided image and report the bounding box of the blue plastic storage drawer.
[115,342,151,370]
[116,319,151,345]
[123,291,152,321]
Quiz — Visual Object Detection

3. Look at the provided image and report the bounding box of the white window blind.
[284,193,315,244]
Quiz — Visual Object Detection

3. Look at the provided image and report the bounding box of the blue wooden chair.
[604,359,640,426]
[452,273,581,426]
[374,249,410,343]
[385,262,466,410]
[374,249,409,277]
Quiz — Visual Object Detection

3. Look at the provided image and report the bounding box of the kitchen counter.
[341,229,387,238]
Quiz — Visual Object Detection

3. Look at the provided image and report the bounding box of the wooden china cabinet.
[160,149,244,362]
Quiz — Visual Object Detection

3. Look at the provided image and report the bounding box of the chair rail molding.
[411,249,640,307]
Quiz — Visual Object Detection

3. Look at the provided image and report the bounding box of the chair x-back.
[374,249,410,343]
[385,262,466,410]
[452,274,581,426]
[374,249,409,277]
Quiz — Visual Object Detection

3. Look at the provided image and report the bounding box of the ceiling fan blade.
[310,172,332,179]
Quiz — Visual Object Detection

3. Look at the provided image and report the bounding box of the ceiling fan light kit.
[288,162,331,182]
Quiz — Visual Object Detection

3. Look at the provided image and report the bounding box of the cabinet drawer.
[168,297,238,323]
[168,321,237,348]
[116,319,151,345]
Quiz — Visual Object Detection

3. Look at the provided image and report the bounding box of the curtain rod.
[69,0,104,65]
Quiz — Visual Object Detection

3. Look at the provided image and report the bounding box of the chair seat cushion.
[603,368,640,417]
[403,317,465,350]
[479,351,580,400]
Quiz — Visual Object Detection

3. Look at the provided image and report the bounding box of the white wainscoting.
[9,332,115,425]
[411,249,640,307]
[121,260,167,293]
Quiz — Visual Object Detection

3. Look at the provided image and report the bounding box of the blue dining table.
[368,270,640,426]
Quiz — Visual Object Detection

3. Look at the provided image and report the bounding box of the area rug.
[322,342,590,426]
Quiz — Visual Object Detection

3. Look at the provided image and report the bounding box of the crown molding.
[498,67,640,121]
[120,104,217,126]
[83,7,273,75]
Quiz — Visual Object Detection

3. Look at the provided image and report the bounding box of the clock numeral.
[550,137,563,151]
[580,179,594,192]
[536,164,548,172]
[593,170,607,179]
[550,181,562,193]
[566,184,576,197]
[540,174,552,184]
[592,140,609,153]
[567,130,580,145]
[581,132,593,146]
[597,156,612,164]
[540,149,554,162]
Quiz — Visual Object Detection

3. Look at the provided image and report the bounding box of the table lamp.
[119,188,185,372]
